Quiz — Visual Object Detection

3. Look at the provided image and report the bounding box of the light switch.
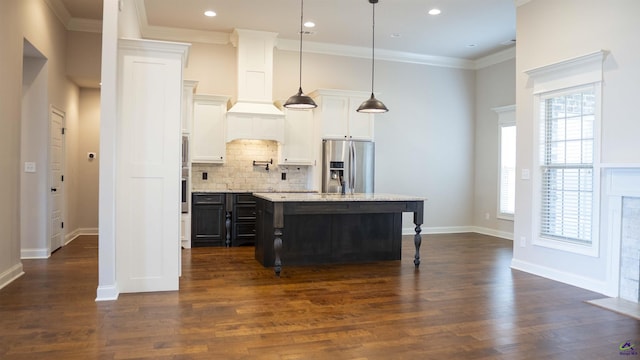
[521,168,530,180]
[24,162,36,173]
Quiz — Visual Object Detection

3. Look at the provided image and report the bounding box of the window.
[539,87,595,245]
[495,105,516,220]
[525,50,604,256]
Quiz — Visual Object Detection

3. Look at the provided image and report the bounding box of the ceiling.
[59,0,516,61]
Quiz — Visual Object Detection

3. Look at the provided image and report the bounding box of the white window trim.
[526,50,605,257]
[494,105,516,221]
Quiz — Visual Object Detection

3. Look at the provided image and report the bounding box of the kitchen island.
[253,193,424,276]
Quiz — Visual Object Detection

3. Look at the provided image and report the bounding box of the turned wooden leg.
[225,211,231,247]
[274,228,283,276]
[414,224,422,268]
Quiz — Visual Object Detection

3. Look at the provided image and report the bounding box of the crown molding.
[67,18,102,33]
[474,46,516,69]
[141,25,229,45]
[514,0,533,7]
[43,0,71,28]
[277,38,476,70]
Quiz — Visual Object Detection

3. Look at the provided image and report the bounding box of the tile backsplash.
[191,140,311,192]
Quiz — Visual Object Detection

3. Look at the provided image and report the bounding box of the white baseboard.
[0,263,25,290]
[471,226,514,240]
[401,226,513,240]
[510,258,614,297]
[21,248,50,259]
[96,284,119,301]
[65,227,99,244]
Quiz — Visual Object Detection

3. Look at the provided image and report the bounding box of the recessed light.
[303,20,316,28]
[204,10,216,17]
[428,8,441,15]
[390,33,401,38]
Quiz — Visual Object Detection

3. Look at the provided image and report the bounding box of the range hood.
[227,29,285,143]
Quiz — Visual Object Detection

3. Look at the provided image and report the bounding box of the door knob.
[51,188,57,192]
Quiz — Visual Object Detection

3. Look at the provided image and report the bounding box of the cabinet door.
[319,95,349,139]
[192,96,228,163]
[280,108,315,165]
[191,193,226,247]
[347,95,374,140]
[191,204,225,246]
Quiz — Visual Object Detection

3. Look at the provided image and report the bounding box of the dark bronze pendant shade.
[357,92,389,113]
[357,0,388,113]
[284,0,317,109]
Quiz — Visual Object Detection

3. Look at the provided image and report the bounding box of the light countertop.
[252,192,425,202]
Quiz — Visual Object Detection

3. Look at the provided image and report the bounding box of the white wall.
[0,0,82,286]
[21,54,49,257]
[77,88,101,232]
[513,0,640,295]
[0,0,25,289]
[474,58,516,238]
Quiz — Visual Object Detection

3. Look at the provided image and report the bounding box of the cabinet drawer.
[234,204,257,221]
[234,193,256,204]
[233,223,256,246]
[235,223,256,236]
[192,193,225,205]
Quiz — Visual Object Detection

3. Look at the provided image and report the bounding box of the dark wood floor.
[0,234,637,359]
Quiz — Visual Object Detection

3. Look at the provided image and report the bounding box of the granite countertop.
[192,190,317,194]
[253,192,425,202]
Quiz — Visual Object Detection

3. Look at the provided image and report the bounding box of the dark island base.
[254,198,423,275]
[255,212,402,267]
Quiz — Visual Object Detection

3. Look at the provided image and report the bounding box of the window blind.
[540,87,595,244]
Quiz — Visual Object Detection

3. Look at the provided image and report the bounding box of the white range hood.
[227,29,284,143]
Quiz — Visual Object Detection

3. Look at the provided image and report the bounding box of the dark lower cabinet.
[191,193,225,247]
[232,193,257,246]
[191,192,257,247]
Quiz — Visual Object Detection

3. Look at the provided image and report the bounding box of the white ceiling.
[59,0,516,61]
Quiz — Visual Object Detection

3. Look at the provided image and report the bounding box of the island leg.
[413,224,422,268]
[274,228,283,276]
[413,203,424,268]
[225,211,231,247]
[273,202,284,276]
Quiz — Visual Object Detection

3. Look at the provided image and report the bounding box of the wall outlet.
[202,172,207,180]
[520,236,527,247]
[24,162,36,173]
[281,172,286,180]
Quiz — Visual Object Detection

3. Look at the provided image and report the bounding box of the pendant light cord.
[297,0,304,91]
[370,1,376,94]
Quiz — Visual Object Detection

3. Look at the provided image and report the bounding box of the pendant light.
[284,0,317,109]
[357,0,388,113]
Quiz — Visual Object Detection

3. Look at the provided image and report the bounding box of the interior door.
[49,107,65,253]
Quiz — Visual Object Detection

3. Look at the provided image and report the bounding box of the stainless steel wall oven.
[181,135,189,213]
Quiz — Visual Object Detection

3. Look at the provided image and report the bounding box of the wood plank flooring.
[0,233,638,359]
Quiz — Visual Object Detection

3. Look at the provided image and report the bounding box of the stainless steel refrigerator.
[322,139,375,194]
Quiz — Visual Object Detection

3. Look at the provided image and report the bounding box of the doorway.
[21,39,66,258]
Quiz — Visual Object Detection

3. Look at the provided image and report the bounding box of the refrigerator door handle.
[350,141,356,194]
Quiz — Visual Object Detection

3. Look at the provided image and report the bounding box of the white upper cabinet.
[191,94,230,164]
[181,80,198,134]
[310,89,374,141]
[279,107,315,165]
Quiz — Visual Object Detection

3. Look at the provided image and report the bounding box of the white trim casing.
[527,51,606,258]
